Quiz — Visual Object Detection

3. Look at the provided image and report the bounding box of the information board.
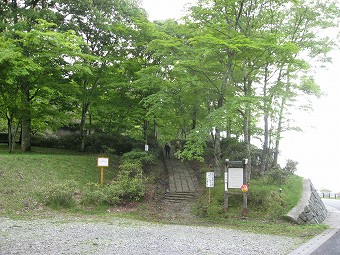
[228,168,243,188]
[206,172,214,188]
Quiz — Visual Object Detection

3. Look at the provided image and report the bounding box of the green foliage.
[81,157,146,207]
[31,134,80,150]
[194,174,303,220]
[112,160,145,201]
[80,183,107,206]
[39,180,78,208]
[121,150,156,166]
[84,134,137,155]
[176,131,207,161]
[263,160,298,185]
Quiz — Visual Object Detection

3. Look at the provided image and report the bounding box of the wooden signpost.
[224,159,249,216]
[97,157,109,187]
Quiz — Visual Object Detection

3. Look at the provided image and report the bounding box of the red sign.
[241,184,248,193]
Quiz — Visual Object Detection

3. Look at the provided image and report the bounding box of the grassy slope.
[0,146,116,214]
[0,145,326,239]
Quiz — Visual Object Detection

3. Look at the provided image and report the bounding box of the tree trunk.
[192,105,197,130]
[79,102,89,152]
[7,112,19,153]
[260,64,269,173]
[7,116,14,152]
[21,85,31,152]
[273,72,290,166]
[153,116,158,141]
[213,128,222,177]
[242,63,252,178]
[143,119,148,144]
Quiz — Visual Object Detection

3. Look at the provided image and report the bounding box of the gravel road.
[0,216,302,255]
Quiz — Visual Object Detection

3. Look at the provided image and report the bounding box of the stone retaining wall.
[286,178,327,224]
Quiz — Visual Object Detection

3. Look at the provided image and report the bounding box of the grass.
[0,145,117,215]
[0,144,328,239]
[193,167,304,220]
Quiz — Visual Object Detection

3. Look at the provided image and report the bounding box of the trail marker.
[206,172,214,205]
[97,157,109,187]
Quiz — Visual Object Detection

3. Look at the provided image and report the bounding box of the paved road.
[288,198,340,255]
[310,229,340,255]
[322,198,340,210]
[308,199,340,255]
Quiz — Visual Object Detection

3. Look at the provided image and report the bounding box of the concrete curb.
[287,205,340,255]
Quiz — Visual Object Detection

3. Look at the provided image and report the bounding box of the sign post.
[206,172,214,205]
[97,157,109,187]
[224,159,229,212]
[242,159,249,216]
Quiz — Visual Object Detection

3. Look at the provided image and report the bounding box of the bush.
[31,134,80,150]
[113,161,145,201]
[264,160,298,185]
[58,134,81,150]
[80,182,107,206]
[84,134,136,155]
[121,150,155,166]
[283,159,298,174]
[81,162,145,206]
[39,180,78,208]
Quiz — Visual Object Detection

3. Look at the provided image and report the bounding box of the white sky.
[141,0,340,192]
[141,0,197,21]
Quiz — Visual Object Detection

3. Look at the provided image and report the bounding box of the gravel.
[0,216,302,255]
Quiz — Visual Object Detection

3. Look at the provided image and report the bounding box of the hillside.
[0,145,326,237]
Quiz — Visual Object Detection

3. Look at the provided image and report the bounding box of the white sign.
[228,168,243,188]
[206,172,214,188]
[145,144,149,152]
[97,157,109,167]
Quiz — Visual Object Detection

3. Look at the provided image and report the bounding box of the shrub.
[31,134,80,150]
[113,161,145,201]
[264,167,289,185]
[264,160,297,185]
[80,182,107,206]
[121,150,155,166]
[283,159,298,174]
[58,134,81,150]
[84,134,136,155]
[81,162,145,206]
[119,161,143,177]
[39,180,78,208]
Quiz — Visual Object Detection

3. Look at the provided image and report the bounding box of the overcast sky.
[141,0,340,192]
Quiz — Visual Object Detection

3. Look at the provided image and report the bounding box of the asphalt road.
[309,199,340,255]
[322,198,340,211]
[310,229,340,255]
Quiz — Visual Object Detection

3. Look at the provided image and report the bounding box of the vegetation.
[0,145,159,214]
[0,0,338,177]
[0,144,327,238]
[194,174,302,220]
[0,0,336,238]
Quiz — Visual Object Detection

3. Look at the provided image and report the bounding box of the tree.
[56,0,152,151]
[0,20,83,151]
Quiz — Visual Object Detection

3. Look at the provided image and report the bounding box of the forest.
[0,0,339,176]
